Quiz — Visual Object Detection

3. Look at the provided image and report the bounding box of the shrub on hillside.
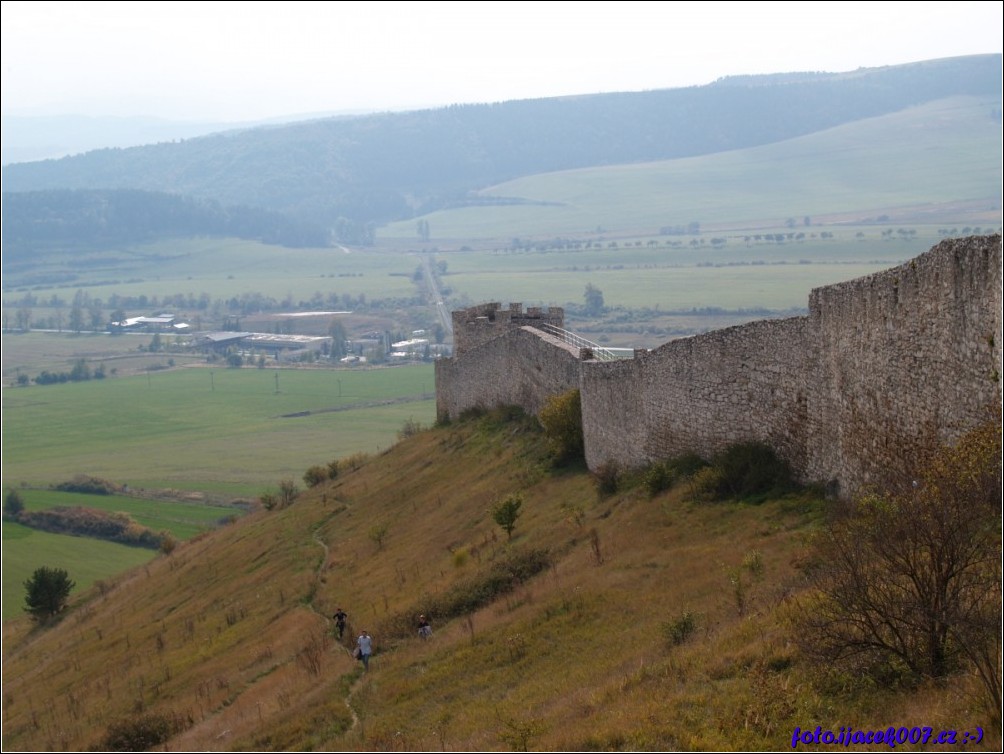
[643,461,674,497]
[538,389,584,465]
[592,461,620,497]
[645,453,710,497]
[797,415,1002,716]
[491,494,523,540]
[710,442,792,501]
[382,548,552,638]
[661,610,698,648]
[398,417,424,439]
[97,712,189,751]
[24,565,74,622]
[303,465,328,488]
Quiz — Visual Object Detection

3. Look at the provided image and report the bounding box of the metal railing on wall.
[536,323,630,361]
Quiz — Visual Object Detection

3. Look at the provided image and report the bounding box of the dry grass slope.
[1,410,997,751]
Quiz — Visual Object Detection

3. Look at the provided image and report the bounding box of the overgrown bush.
[687,465,723,501]
[642,461,674,497]
[661,610,697,648]
[383,548,552,637]
[398,417,424,439]
[53,474,119,495]
[669,452,709,478]
[303,465,328,488]
[4,488,25,516]
[711,442,792,500]
[592,461,620,497]
[537,389,584,465]
[17,507,163,549]
[97,712,188,751]
[797,415,1002,715]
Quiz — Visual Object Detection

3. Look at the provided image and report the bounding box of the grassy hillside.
[2,410,996,751]
[380,96,1002,241]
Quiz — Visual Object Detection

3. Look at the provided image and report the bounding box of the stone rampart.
[804,234,1002,494]
[435,235,1002,498]
[581,316,812,472]
[435,325,581,420]
[451,302,565,356]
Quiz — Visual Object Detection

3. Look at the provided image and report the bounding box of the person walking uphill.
[333,607,347,639]
[356,630,373,671]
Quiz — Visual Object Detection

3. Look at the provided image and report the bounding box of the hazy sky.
[2,0,1001,122]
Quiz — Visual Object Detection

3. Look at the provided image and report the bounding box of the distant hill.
[2,54,999,245]
[0,115,242,165]
[0,189,330,255]
[0,110,382,165]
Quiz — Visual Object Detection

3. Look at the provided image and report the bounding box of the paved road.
[421,253,452,338]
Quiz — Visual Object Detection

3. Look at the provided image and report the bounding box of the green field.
[432,230,939,312]
[15,488,236,537]
[2,236,423,304]
[2,488,239,618]
[2,522,154,618]
[2,363,435,617]
[2,363,436,495]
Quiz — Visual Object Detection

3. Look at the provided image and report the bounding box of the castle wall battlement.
[435,235,1002,498]
[451,302,565,356]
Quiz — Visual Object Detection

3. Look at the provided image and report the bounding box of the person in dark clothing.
[417,614,432,639]
[333,608,347,639]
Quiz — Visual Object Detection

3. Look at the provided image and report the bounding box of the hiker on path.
[417,614,432,639]
[333,607,347,639]
[356,630,373,670]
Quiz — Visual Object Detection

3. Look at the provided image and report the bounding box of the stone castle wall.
[580,316,812,473]
[804,235,1002,493]
[435,235,1002,498]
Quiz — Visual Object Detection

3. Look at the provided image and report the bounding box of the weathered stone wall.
[435,235,1002,498]
[581,317,811,473]
[436,326,581,420]
[451,302,565,356]
[803,234,1002,495]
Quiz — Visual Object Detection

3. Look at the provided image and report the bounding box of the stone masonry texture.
[435,235,1002,499]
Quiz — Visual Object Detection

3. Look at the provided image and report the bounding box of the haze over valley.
[1,3,1001,748]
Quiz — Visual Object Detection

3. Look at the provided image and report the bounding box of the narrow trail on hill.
[310,522,363,737]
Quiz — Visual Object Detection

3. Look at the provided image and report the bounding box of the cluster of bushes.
[259,479,300,510]
[627,442,793,502]
[13,506,166,550]
[30,360,106,385]
[798,415,1001,716]
[301,451,372,490]
[96,711,191,751]
[381,548,552,639]
[538,390,584,466]
[53,474,121,495]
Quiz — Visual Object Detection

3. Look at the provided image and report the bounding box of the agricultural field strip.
[2,522,155,619]
[17,488,235,531]
[2,364,437,494]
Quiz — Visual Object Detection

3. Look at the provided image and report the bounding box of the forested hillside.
[1,189,330,255]
[2,54,999,241]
